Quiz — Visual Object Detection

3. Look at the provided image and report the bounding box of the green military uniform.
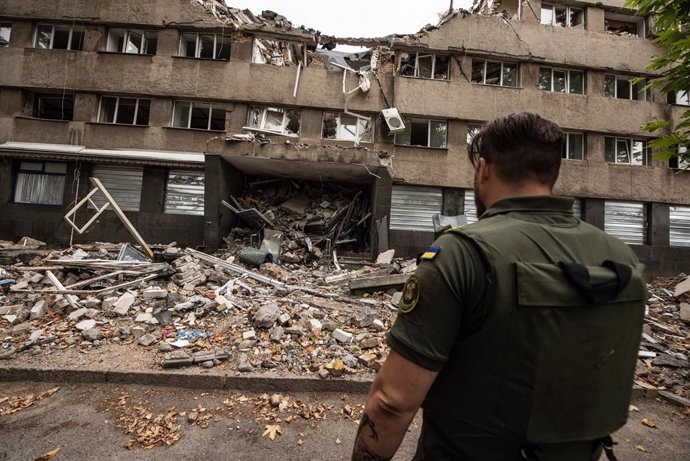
[388,196,647,460]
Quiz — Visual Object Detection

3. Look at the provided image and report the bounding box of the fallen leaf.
[262,424,282,440]
[35,448,60,460]
[641,418,656,428]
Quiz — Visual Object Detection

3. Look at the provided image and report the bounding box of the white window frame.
[538,67,584,94]
[541,3,584,27]
[98,96,150,126]
[179,32,230,60]
[471,59,518,87]
[245,106,301,137]
[605,136,649,166]
[322,112,374,143]
[172,101,225,131]
[394,118,447,148]
[604,74,646,101]
[399,52,450,80]
[563,132,584,160]
[106,28,157,55]
[34,24,84,50]
[0,23,11,47]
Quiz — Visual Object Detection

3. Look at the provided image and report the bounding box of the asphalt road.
[1,381,688,460]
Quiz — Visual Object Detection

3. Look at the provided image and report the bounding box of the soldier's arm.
[351,350,438,461]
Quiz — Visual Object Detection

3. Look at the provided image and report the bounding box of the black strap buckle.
[559,260,632,304]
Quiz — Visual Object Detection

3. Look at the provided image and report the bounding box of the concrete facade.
[0,0,689,275]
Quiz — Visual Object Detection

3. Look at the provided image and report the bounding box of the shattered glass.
[538,68,552,91]
[617,139,631,164]
[471,60,485,83]
[604,75,616,97]
[417,54,433,78]
[485,62,501,85]
[126,31,142,54]
[501,63,517,87]
[0,24,11,47]
[553,70,567,93]
[631,140,646,166]
[399,53,415,77]
[430,121,447,148]
[569,71,584,94]
[433,55,449,80]
[36,25,52,48]
[554,5,567,27]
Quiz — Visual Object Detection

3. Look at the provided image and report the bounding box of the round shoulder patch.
[399,275,420,314]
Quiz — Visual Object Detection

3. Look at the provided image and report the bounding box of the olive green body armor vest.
[426,209,646,444]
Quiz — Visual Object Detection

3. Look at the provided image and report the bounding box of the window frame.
[34,93,75,121]
[398,51,450,80]
[98,96,151,126]
[540,3,584,27]
[245,106,301,137]
[34,23,84,50]
[394,118,448,149]
[178,32,230,60]
[321,112,374,143]
[604,74,646,100]
[562,132,585,160]
[12,160,67,206]
[538,67,585,94]
[0,23,11,47]
[604,136,649,166]
[106,28,158,55]
[471,59,518,87]
[172,100,226,131]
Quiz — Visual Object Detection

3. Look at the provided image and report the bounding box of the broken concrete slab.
[333,328,353,343]
[82,328,101,341]
[375,249,395,265]
[75,319,97,331]
[279,194,310,214]
[138,333,157,347]
[349,274,410,293]
[112,292,136,316]
[680,303,690,323]
[29,300,48,320]
[253,303,280,329]
[68,308,88,321]
[143,287,168,299]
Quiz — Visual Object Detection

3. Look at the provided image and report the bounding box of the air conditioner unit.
[381,108,405,135]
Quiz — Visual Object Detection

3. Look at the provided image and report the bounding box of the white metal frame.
[65,177,153,258]
[399,52,449,80]
[34,24,83,50]
[322,112,374,143]
[605,74,646,100]
[98,96,148,125]
[541,4,584,27]
[172,100,223,131]
[179,32,229,59]
[396,118,448,148]
[473,59,517,87]
[245,106,300,136]
[539,67,584,94]
[606,136,648,165]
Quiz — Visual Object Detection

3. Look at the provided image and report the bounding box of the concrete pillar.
[443,188,463,215]
[369,167,392,254]
[583,198,605,230]
[156,29,179,58]
[140,166,166,213]
[521,63,540,90]
[0,88,24,118]
[231,38,253,63]
[150,98,173,127]
[204,155,243,249]
[226,103,246,132]
[586,7,605,33]
[588,133,605,163]
[83,25,105,52]
[0,158,13,203]
[9,21,34,48]
[74,93,98,122]
[300,108,323,140]
[647,202,669,247]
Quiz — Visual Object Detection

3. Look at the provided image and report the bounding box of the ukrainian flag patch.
[421,246,440,260]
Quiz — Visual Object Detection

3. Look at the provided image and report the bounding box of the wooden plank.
[46,270,81,309]
[349,273,410,293]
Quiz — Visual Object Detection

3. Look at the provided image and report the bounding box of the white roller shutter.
[670,206,690,247]
[463,189,478,224]
[90,166,143,212]
[390,186,443,232]
[164,170,205,216]
[572,198,582,218]
[604,201,646,245]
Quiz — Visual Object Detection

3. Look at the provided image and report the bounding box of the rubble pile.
[638,276,690,401]
[224,179,371,267]
[1,237,406,379]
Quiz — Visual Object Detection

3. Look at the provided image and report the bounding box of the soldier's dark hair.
[468,112,565,188]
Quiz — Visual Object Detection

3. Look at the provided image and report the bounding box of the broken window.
[173,101,225,131]
[252,38,303,66]
[99,96,150,125]
[472,59,517,87]
[669,90,690,106]
[322,112,373,143]
[541,4,584,27]
[538,67,584,94]
[605,137,648,166]
[89,166,143,212]
[245,106,301,136]
[106,29,158,55]
[398,52,450,80]
[563,132,584,160]
[467,124,482,149]
[0,23,11,47]
[35,24,84,50]
[604,201,647,245]
[34,93,74,120]
[164,170,205,216]
[605,13,645,37]
[604,74,646,101]
[179,32,230,60]
[669,145,689,170]
[13,161,66,205]
[395,118,447,148]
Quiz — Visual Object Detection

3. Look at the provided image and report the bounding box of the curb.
[0,365,373,394]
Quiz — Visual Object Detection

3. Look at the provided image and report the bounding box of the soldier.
[351,112,647,461]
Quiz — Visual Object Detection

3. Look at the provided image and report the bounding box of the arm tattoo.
[351,413,391,461]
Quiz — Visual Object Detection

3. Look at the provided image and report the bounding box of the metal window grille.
[164,170,205,216]
[464,189,478,224]
[604,201,647,245]
[670,206,690,247]
[89,166,143,212]
[390,186,443,232]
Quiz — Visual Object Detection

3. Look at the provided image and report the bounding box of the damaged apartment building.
[0,0,689,276]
